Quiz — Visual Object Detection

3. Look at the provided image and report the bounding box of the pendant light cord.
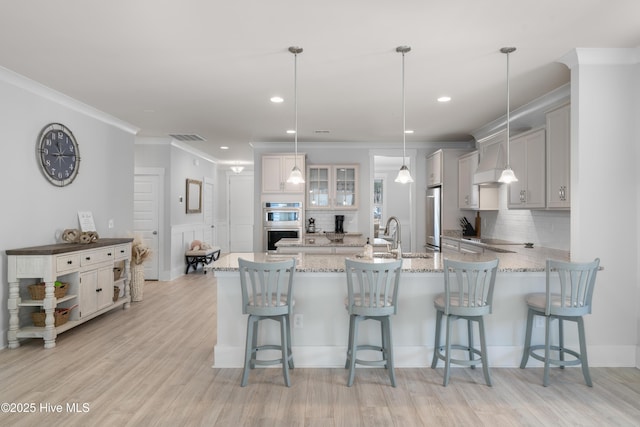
[505,49,510,167]
[294,49,299,168]
[402,49,407,166]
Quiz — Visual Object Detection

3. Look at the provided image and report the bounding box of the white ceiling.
[1,1,639,167]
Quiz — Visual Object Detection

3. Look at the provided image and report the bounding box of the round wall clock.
[36,123,81,187]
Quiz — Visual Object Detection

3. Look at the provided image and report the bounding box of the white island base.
[214,266,555,368]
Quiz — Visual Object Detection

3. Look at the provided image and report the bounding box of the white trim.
[0,66,139,135]
[559,47,640,69]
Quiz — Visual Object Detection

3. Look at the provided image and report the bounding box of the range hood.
[473,140,506,185]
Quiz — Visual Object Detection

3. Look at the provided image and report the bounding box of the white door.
[134,173,161,280]
[229,173,254,252]
[204,178,215,246]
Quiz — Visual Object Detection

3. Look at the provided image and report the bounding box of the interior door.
[204,178,215,246]
[134,173,161,280]
[228,173,254,252]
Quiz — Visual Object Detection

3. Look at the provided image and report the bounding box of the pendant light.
[498,47,518,184]
[394,46,414,184]
[286,46,305,184]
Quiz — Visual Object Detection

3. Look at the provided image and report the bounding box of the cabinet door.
[96,265,114,311]
[427,150,442,186]
[507,129,545,208]
[79,270,98,318]
[334,166,358,209]
[458,152,479,209]
[262,156,283,192]
[307,166,330,208]
[546,104,570,208]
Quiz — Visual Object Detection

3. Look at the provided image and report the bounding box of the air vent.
[169,134,206,142]
[314,130,330,134]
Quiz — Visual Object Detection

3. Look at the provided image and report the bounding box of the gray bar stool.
[520,258,600,387]
[431,258,499,386]
[238,257,296,387]
[344,258,402,387]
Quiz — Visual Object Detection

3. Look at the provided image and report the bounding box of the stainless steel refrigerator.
[426,186,441,250]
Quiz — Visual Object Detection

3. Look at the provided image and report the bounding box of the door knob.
[152,231,158,235]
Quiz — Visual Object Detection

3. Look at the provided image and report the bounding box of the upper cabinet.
[507,129,546,209]
[262,154,306,193]
[546,104,570,209]
[458,151,479,209]
[427,150,443,187]
[307,164,358,210]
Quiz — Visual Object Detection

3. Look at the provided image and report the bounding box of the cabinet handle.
[107,252,112,257]
[67,260,72,265]
[96,288,102,292]
[120,250,125,254]
[85,256,91,261]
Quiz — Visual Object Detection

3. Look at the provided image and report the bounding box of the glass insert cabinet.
[307,164,359,210]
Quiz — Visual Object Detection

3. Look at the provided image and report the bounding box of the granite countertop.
[210,242,571,273]
[277,235,388,249]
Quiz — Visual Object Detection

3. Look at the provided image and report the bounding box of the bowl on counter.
[324,232,345,242]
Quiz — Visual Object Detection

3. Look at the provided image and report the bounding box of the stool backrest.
[238,257,296,316]
[545,258,600,316]
[345,258,402,316]
[442,258,499,316]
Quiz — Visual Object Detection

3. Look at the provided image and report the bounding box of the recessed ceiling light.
[437,96,452,103]
[404,130,414,134]
[220,146,229,150]
[286,130,296,134]
[270,96,284,103]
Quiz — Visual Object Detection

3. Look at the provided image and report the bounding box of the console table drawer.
[56,254,81,273]
[80,247,115,267]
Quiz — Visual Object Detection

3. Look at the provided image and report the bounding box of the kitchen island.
[275,234,389,254]
[211,246,575,368]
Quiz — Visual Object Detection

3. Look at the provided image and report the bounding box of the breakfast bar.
[211,245,574,368]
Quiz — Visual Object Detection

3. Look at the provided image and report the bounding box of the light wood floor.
[1,273,640,427]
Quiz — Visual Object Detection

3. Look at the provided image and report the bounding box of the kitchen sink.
[357,252,431,259]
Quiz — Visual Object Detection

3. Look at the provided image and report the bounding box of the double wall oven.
[263,202,302,252]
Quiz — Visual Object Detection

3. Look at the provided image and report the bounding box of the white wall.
[0,68,137,349]
[560,48,640,366]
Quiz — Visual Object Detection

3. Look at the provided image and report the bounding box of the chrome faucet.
[384,216,402,258]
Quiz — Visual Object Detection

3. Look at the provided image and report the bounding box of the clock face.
[37,123,80,186]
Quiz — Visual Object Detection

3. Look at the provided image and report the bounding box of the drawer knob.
[67,260,73,265]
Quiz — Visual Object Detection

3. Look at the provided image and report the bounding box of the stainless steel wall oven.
[263,202,302,252]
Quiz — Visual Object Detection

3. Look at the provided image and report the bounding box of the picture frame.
[186,179,202,214]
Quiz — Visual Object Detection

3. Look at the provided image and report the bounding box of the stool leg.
[383,316,396,387]
[381,320,388,364]
[543,315,552,387]
[577,316,593,387]
[345,315,355,369]
[558,318,565,369]
[431,309,443,369]
[250,319,259,369]
[285,314,294,369]
[468,318,475,369]
[443,315,453,386]
[241,316,256,387]
[347,316,360,387]
[478,316,492,386]
[520,308,535,369]
[280,315,291,387]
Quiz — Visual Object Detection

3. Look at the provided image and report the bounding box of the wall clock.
[36,123,81,187]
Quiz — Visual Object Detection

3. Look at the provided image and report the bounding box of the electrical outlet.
[108,219,114,229]
[535,316,545,328]
[294,313,303,329]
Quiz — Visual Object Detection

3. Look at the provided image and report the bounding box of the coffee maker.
[334,215,345,233]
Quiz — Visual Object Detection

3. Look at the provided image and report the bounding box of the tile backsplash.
[304,211,358,234]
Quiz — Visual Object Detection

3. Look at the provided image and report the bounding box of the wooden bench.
[185,246,221,274]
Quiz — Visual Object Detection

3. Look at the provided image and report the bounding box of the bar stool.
[520,258,600,387]
[238,257,296,387]
[431,258,499,386]
[344,258,402,387]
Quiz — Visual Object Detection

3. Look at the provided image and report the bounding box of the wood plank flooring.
[1,273,640,426]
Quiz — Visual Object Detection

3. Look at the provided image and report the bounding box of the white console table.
[6,238,133,349]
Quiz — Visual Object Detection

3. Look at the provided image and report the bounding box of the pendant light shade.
[395,46,414,184]
[286,46,305,184]
[498,47,518,184]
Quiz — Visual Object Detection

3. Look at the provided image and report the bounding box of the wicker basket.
[324,232,345,242]
[28,282,68,300]
[113,285,120,302]
[31,307,72,327]
[113,267,123,281]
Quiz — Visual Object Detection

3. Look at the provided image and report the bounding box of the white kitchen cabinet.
[307,164,358,210]
[458,151,479,209]
[546,104,570,209]
[427,150,443,187]
[6,239,132,349]
[262,154,306,193]
[507,128,546,209]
